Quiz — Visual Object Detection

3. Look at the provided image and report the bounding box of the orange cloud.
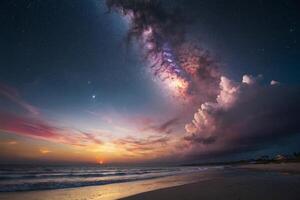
[7,141,18,145]
[113,135,170,158]
[39,148,52,154]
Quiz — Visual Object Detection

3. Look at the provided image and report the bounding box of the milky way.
[106,0,220,102]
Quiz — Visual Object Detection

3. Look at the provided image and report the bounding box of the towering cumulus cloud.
[184,75,300,157]
[106,0,220,101]
[184,76,240,139]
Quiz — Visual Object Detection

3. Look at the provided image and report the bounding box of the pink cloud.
[0,111,104,147]
[0,83,106,147]
[80,131,103,145]
[114,135,169,154]
[140,118,179,134]
[0,112,60,138]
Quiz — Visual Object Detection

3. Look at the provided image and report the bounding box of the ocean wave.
[0,166,211,192]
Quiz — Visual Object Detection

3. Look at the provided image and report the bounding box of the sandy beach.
[120,173,300,200]
[120,163,300,200]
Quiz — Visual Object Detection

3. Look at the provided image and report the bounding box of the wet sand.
[120,172,300,200]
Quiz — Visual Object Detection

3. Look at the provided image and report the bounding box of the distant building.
[275,154,286,161]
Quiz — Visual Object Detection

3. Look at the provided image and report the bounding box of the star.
[92,94,96,99]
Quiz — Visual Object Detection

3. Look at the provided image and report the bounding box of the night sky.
[0,0,299,165]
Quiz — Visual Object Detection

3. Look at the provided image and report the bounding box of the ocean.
[0,165,213,192]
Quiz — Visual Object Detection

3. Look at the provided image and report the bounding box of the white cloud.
[270,80,280,85]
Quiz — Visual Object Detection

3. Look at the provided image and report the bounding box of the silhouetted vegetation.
[183,152,300,167]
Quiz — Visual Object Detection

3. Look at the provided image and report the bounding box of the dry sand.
[120,172,300,200]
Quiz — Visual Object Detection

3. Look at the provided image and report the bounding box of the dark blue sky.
[1,0,299,111]
[0,1,158,112]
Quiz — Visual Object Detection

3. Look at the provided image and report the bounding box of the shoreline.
[0,163,299,200]
[120,163,300,200]
[0,171,215,200]
[120,174,300,200]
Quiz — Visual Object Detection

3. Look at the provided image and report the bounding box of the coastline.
[120,173,300,200]
[1,163,299,200]
[0,170,215,200]
[120,163,300,200]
